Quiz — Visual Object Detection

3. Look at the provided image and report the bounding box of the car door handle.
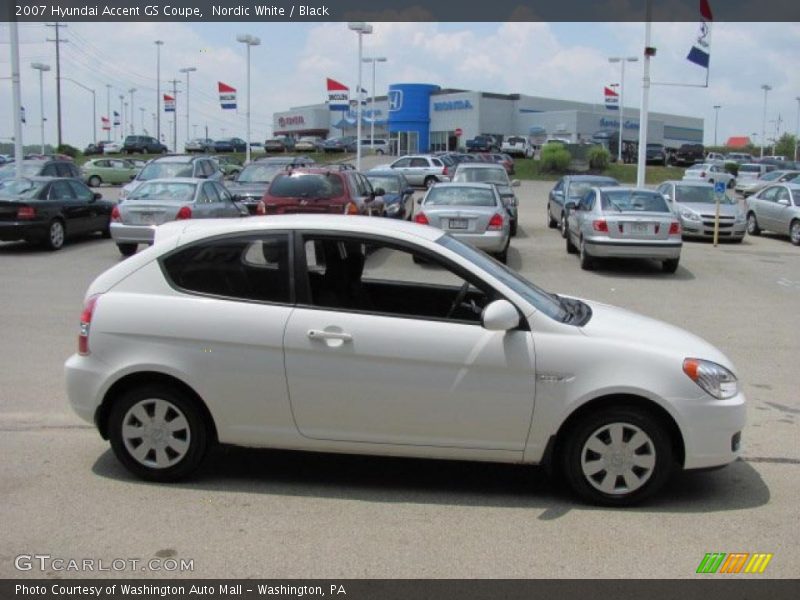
[307,329,353,342]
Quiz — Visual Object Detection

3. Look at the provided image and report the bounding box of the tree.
[773,133,796,158]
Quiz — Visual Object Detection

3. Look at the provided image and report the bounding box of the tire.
[108,384,211,482]
[88,175,102,188]
[560,212,568,238]
[662,258,680,273]
[746,212,761,235]
[510,219,518,237]
[424,176,437,189]
[790,220,800,246]
[44,219,65,251]
[560,406,675,506]
[566,233,577,254]
[727,179,735,189]
[547,204,558,229]
[495,244,509,264]
[101,217,112,239]
[117,243,138,257]
[376,149,384,155]
[579,238,593,270]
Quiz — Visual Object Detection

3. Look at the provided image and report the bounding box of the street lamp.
[760,84,771,158]
[349,22,373,171]
[713,105,721,147]
[63,77,96,145]
[236,34,260,164]
[179,67,197,146]
[31,62,51,154]
[119,94,125,141]
[362,56,387,148]
[608,56,638,164]
[155,40,164,145]
[140,107,146,134]
[795,96,800,162]
[129,88,137,134]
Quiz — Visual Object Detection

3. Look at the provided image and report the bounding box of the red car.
[258,166,385,216]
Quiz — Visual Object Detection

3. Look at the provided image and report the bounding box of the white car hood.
[576,299,735,372]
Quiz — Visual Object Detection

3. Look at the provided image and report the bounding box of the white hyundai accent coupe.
[65,215,746,505]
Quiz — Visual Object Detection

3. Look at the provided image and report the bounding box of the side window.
[214,182,232,202]
[202,182,220,203]
[410,158,428,168]
[775,187,791,203]
[49,180,76,200]
[553,179,564,192]
[759,187,779,202]
[67,181,93,202]
[161,234,291,304]
[299,235,495,324]
[96,160,109,168]
[41,164,58,177]
[196,184,212,204]
[392,158,411,168]
[579,191,594,211]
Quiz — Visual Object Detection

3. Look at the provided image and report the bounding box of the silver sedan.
[565,187,683,272]
[414,182,511,262]
[656,180,746,242]
[110,177,247,257]
[745,183,800,245]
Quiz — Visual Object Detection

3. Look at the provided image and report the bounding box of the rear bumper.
[450,230,509,252]
[110,222,156,244]
[585,239,682,259]
[0,221,47,242]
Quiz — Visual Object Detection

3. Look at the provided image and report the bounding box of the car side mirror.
[663,193,672,203]
[91,192,101,201]
[404,187,414,195]
[564,200,578,211]
[373,187,385,197]
[511,179,520,187]
[482,299,520,331]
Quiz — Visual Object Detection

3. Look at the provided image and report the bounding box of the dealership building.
[273,83,703,154]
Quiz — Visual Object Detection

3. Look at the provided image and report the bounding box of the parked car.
[84,141,113,156]
[111,178,247,256]
[682,163,736,189]
[564,187,682,273]
[727,152,754,164]
[81,158,139,187]
[500,136,534,158]
[254,155,316,167]
[0,159,81,181]
[646,143,669,166]
[735,163,771,193]
[745,183,800,245]
[735,170,800,197]
[185,138,214,153]
[102,141,124,155]
[122,135,168,155]
[120,155,224,200]
[381,155,450,188]
[294,136,323,152]
[451,163,520,236]
[656,180,746,242]
[212,138,247,153]
[487,153,515,175]
[264,137,296,153]
[548,175,620,238]
[705,152,727,163]
[260,166,384,217]
[365,170,415,220]
[322,136,357,153]
[209,155,243,179]
[672,143,705,166]
[466,135,500,153]
[414,182,511,262]
[0,176,112,250]
[359,138,390,155]
[226,162,290,214]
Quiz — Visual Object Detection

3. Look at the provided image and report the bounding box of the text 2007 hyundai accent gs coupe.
[65,215,746,505]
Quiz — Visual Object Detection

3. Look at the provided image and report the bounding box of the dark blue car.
[212,138,247,153]
[365,170,415,219]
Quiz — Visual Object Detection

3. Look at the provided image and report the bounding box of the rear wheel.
[560,407,675,506]
[790,220,800,246]
[727,178,736,189]
[424,176,437,189]
[566,233,577,254]
[510,219,518,237]
[495,244,509,264]
[117,243,138,257]
[44,219,65,251]
[746,212,761,235]
[88,175,102,188]
[547,204,558,228]
[560,212,568,238]
[579,238,593,270]
[662,258,680,273]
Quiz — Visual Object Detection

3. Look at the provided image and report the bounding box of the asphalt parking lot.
[0,175,798,579]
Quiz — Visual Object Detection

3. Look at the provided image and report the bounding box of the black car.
[673,143,705,166]
[122,135,168,155]
[83,142,112,156]
[0,177,113,250]
[0,159,81,182]
[645,143,668,166]
[212,138,247,153]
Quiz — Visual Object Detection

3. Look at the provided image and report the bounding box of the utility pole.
[713,105,721,147]
[105,84,111,141]
[45,23,67,148]
[129,88,136,134]
[168,78,181,152]
[119,95,124,141]
[155,40,164,145]
[10,22,24,178]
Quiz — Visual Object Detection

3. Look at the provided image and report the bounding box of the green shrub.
[588,146,611,170]
[724,162,739,177]
[56,144,79,158]
[540,144,571,173]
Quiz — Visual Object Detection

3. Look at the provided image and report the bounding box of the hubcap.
[50,222,64,247]
[748,215,757,232]
[792,222,800,244]
[121,398,191,469]
[580,422,656,495]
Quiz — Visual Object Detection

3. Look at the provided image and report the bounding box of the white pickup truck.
[501,136,534,158]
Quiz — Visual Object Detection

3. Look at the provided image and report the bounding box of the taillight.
[78,295,100,356]
[176,205,192,220]
[255,200,266,216]
[442,165,449,176]
[700,171,706,178]
[110,205,121,222]
[592,219,609,232]
[669,221,681,235]
[343,202,358,215]
[16,206,36,220]
[488,213,504,230]
[414,212,429,225]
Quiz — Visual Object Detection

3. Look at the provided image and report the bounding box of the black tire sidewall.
[108,384,209,482]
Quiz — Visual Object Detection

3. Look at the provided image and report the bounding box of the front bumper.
[585,238,682,260]
[678,392,747,470]
[681,218,746,239]
[110,222,156,245]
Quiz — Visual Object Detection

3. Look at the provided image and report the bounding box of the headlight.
[679,209,701,222]
[683,358,738,399]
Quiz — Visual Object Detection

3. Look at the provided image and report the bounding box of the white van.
[359,139,389,155]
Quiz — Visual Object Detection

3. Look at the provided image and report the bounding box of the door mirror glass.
[92,192,102,201]
[373,187,385,197]
[482,299,520,331]
[511,179,520,187]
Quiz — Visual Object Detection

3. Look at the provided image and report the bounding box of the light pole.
[31,62,51,154]
[795,97,800,162]
[362,56,387,148]
[236,34,260,164]
[155,40,164,145]
[105,84,111,141]
[140,107,146,134]
[608,56,638,164]
[63,77,96,144]
[635,0,654,188]
[179,67,197,146]
[119,94,124,141]
[129,88,136,134]
[349,22,373,171]
[760,84,771,158]
[713,105,721,147]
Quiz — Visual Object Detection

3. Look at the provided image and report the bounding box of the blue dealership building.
[273,83,704,153]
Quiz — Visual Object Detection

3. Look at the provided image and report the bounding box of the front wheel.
[746,212,761,235]
[560,407,675,506]
[566,233,577,254]
[117,243,138,257]
[547,205,558,228]
[790,220,800,246]
[108,384,211,482]
[560,212,568,238]
[88,175,102,188]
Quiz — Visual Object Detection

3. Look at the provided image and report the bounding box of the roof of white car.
[455,163,505,169]
[663,180,713,187]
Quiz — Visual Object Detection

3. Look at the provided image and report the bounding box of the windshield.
[0,178,46,198]
[507,137,525,144]
[438,235,566,321]
[675,185,735,205]
[128,181,196,202]
[269,173,344,198]
[568,179,617,198]
[453,168,508,184]
[602,190,670,212]
[138,162,194,180]
[366,175,401,193]
[687,164,710,171]
[424,186,496,207]
[0,163,43,178]
[739,165,761,173]
[237,164,283,183]
[759,171,782,181]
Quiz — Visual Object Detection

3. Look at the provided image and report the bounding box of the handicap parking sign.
[714,181,726,195]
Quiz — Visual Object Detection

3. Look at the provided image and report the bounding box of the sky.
[1,20,799,149]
